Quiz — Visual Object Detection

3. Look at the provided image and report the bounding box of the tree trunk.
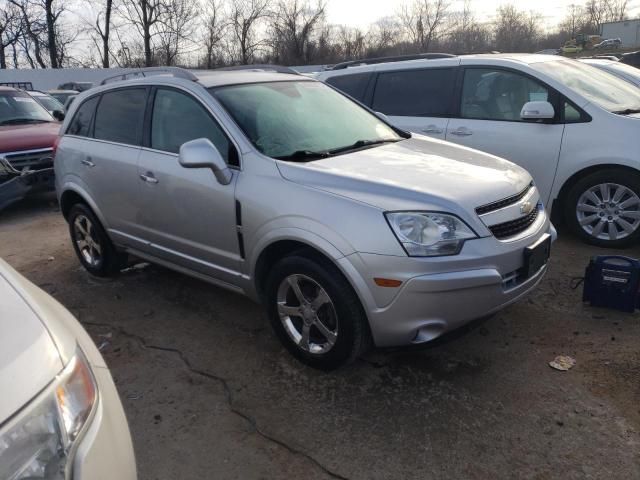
[102,0,112,68]
[0,43,6,69]
[45,0,59,67]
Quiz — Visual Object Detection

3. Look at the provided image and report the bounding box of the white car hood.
[0,271,63,423]
[276,136,532,214]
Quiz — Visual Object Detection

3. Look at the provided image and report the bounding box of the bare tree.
[119,0,164,66]
[228,0,269,64]
[398,0,449,52]
[201,0,226,68]
[0,3,23,68]
[366,16,401,56]
[85,0,115,67]
[446,0,490,53]
[494,5,540,53]
[156,0,196,65]
[269,0,325,65]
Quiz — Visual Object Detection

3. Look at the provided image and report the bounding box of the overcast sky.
[325,0,640,28]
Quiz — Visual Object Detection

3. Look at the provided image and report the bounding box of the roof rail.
[100,67,199,85]
[215,64,299,75]
[331,53,456,70]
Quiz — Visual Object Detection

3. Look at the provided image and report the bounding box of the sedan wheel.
[276,274,338,355]
[576,183,640,242]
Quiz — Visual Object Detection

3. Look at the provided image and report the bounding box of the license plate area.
[522,233,551,279]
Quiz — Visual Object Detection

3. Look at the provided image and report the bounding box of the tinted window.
[94,88,146,145]
[461,69,550,122]
[67,96,98,137]
[326,73,371,102]
[151,88,236,165]
[372,68,455,117]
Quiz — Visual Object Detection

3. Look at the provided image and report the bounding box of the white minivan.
[316,54,640,247]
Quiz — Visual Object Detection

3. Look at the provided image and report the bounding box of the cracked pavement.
[2,194,640,480]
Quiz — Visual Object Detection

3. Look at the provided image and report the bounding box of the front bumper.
[0,168,55,211]
[71,365,137,480]
[340,220,556,347]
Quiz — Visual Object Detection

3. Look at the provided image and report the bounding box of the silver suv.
[55,68,555,369]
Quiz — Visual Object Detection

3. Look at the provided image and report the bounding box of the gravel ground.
[1,193,639,480]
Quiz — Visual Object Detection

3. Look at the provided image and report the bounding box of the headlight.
[0,349,97,480]
[386,212,477,256]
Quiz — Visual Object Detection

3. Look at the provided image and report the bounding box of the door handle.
[450,127,473,137]
[421,125,443,134]
[81,158,95,167]
[139,172,159,184]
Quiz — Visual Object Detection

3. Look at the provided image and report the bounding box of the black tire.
[68,203,126,277]
[265,253,371,370]
[564,168,640,248]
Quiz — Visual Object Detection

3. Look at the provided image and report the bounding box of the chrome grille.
[489,208,539,240]
[4,148,53,171]
[476,182,534,215]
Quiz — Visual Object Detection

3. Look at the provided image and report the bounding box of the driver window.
[461,69,551,122]
[151,88,237,165]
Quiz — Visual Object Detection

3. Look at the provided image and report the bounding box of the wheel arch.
[59,185,109,228]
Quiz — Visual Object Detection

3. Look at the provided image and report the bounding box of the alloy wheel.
[276,274,338,354]
[73,214,102,267]
[576,183,640,241]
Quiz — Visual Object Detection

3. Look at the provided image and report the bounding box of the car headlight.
[386,212,477,256]
[0,349,97,480]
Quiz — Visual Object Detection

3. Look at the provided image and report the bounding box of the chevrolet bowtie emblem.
[520,201,534,215]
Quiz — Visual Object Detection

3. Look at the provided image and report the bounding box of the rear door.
[369,67,457,139]
[445,67,565,205]
[89,87,148,248]
[62,88,147,249]
[136,86,242,285]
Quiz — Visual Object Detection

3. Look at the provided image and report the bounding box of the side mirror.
[179,138,232,185]
[52,110,65,121]
[520,101,555,121]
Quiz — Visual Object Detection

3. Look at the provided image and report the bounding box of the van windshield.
[210,81,402,160]
[535,60,640,114]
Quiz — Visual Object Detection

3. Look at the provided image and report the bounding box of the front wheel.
[265,254,371,370]
[564,169,640,248]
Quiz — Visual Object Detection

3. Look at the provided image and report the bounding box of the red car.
[0,86,61,210]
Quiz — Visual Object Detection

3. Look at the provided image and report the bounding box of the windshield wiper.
[613,108,640,115]
[273,149,331,161]
[0,118,48,126]
[328,138,401,155]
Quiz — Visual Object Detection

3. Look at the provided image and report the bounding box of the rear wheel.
[68,203,126,276]
[564,169,640,248]
[265,254,370,370]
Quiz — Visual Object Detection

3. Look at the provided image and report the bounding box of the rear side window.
[94,88,146,145]
[150,88,237,165]
[372,68,455,117]
[326,73,372,102]
[66,96,98,137]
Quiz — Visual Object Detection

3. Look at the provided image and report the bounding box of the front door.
[446,67,565,205]
[370,67,456,140]
[137,87,242,285]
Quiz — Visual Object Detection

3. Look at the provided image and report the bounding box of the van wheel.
[68,204,126,277]
[265,254,371,370]
[564,169,640,248]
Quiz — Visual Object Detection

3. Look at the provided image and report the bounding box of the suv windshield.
[0,91,53,125]
[535,60,640,114]
[210,81,402,160]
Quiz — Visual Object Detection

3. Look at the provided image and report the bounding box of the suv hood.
[0,122,60,154]
[277,136,532,214]
[0,268,63,422]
